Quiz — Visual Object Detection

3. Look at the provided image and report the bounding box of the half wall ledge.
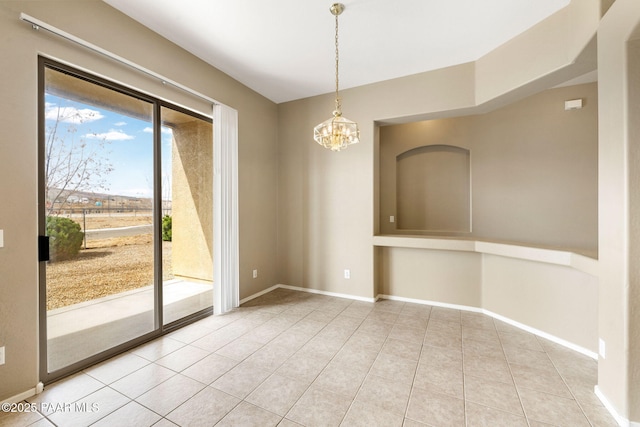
[373,235,598,276]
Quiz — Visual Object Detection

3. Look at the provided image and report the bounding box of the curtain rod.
[19,12,219,106]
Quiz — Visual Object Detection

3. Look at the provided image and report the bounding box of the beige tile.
[278,419,304,427]
[461,312,496,331]
[519,388,590,426]
[341,400,404,427]
[48,386,129,426]
[91,401,161,427]
[380,338,422,361]
[502,346,556,373]
[373,299,405,313]
[463,337,505,360]
[246,374,308,416]
[269,330,314,352]
[464,374,524,416]
[367,310,400,324]
[369,353,418,384]
[215,336,265,361]
[465,401,528,427]
[340,304,374,319]
[581,402,620,427]
[135,374,205,416]
[463,353,513,384]
[27,372,104,407]
[296,336,344,362]
[190,327,243,352]
[423,328,462,350]
[429,307,461,323]
[29,418,56,427]
[211,360,271,398]
[414,359,464,399]
[167,323,215,344]
[551,354,598,383]
[305,309,338,324]
[420,344,463,366]
[181,353,239,385]
[244,343,297,371]
[155,344,210,372]
[395,314,429,330]
[165,386,240,426]
[356,374,412,415]
[331,345,378,373]
[83,352,149,384]
[152,418,179,427]
[402,419,429,427]
[276,351,329,385]
[563,375,603,408]
[286,386,351,427]
[110,363,176,398]
[288,318,328,335]
[0,407,44,426]
[217,401,281,427]
[427,319,461,334]
[344,330,387,353]
[388,324,426,344]
[462,326,501,344]
[406,386,464,426]
[130,336,185,361]
[499,330,544,352]
[357,318,394,337]
[510,363,573,398]
[312,362,368,398]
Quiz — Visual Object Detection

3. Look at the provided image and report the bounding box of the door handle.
[38,235,50,262]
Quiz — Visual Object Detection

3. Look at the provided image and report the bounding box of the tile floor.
[0,288,619,427]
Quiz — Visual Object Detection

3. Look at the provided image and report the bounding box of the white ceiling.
[103,0,571,104]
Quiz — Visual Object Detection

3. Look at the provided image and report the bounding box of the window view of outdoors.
[43,65,213,373]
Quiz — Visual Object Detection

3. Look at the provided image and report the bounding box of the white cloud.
[85,129,134,141]
[143,126,172,134]
[114,121,127,126]
[45,104,104,124]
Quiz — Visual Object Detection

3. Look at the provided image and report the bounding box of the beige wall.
[0,0,278,400]
[598,0,640,421]
[278,0,600,299]
[379,83,598,254]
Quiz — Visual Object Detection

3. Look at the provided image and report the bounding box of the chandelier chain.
[334,12,341,115]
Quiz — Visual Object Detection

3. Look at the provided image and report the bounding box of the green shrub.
[46,216,84,262]
[162,215,172,242]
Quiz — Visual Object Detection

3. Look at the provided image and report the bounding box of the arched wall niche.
[378,82,598,255]
[396,144,471,233]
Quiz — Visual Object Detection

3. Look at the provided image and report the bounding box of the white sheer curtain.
[213,103,239,314]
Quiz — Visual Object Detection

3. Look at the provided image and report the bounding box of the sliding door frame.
[37,57,225,384]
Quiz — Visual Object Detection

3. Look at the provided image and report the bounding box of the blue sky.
[44,93,173,199]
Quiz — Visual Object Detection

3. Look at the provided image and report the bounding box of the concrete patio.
[46,279,213,371]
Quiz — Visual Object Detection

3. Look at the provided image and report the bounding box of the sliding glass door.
[38,58,213,382]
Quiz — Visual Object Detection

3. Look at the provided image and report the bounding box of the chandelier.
[313,3,360,152]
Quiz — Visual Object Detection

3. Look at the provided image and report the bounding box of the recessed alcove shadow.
[396,144,470,232]
[377,82,598,256]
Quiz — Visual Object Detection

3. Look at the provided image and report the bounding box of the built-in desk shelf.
[373,235,598,277]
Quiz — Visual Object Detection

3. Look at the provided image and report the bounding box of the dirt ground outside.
[46,215,173,310]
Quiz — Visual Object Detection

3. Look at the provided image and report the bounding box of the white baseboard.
[277,284,376,303]
[594,385,633,427]
[376,293,484,313]
[377,294,596,359]
[239,284,281,305]
[1,386,37,404]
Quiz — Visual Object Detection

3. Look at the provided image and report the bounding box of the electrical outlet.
[599,338,606,359]
[0,346,5,365]
[344,269,350,279]
[0,229,4,248]
[252,269,258,279]
[389,216,395,223]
